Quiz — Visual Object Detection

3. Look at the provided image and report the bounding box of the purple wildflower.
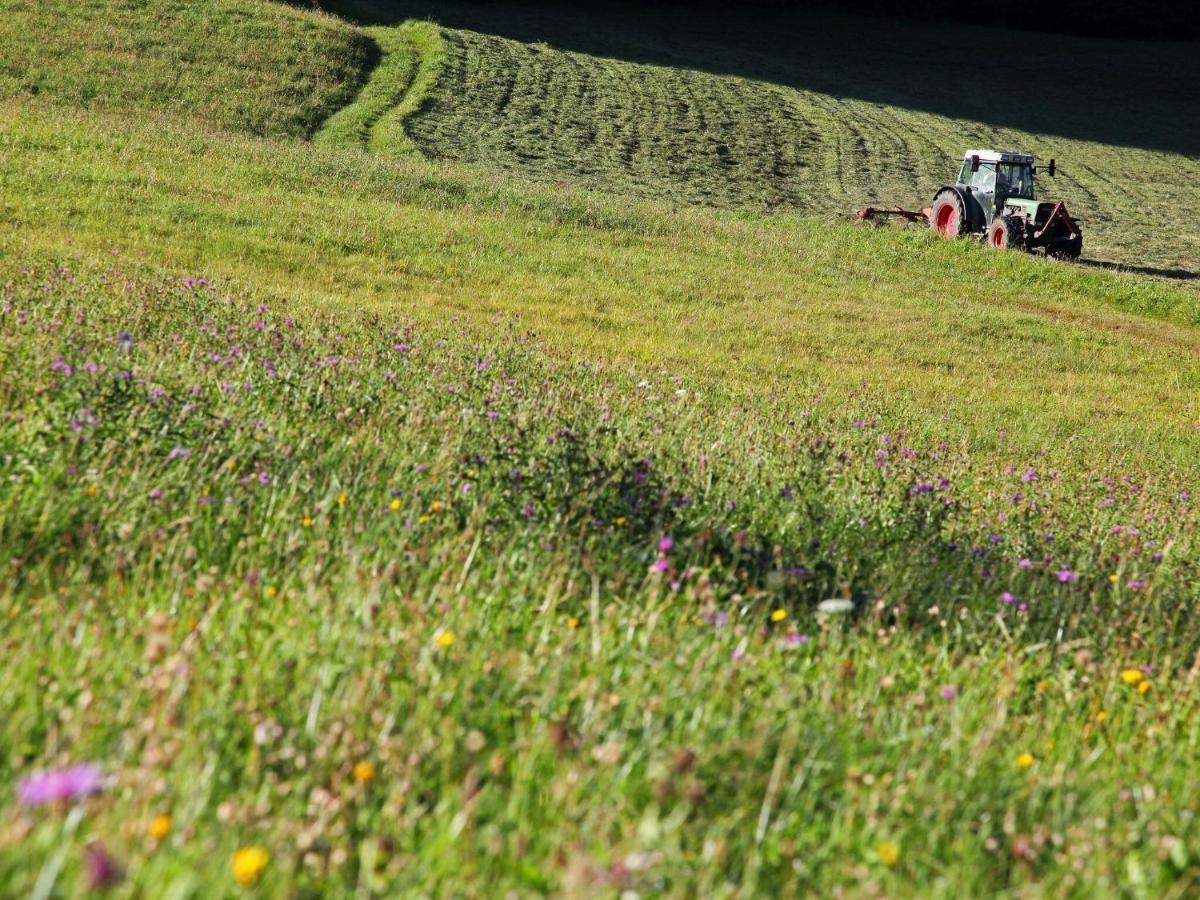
[658,536,673,553]
[18,763,103,806]
[1057,569,1077,583]
[85,843,123,890]
[1000,592,1017,604]
[940,685,958,701]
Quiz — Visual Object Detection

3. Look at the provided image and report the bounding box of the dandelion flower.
[615,516,626,527]
[1016,752,1035,769]
[86,484,98,497]
[877,841,900,866]
[435,630,456,649]
[148,814,172,842]
[1108,574,1119,584]
[1120,669,1145,685]
[418,515,431,524]
[1138,680,1152,695]
[389,499,401,511]
[232,847,269,887]
[770,609,787,623]
[265,585,277,599]
[1095,710,1108,723]
[430,501,444,513]
[353,761,376,784]
[302,515,312,529]
[567,617,579,629]
[337,493,348,507]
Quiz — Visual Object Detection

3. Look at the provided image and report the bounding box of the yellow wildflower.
[265,585,277,599]
[430,501,444,513]
[1016,752,1035,769]
[1138,680,1152,695]
[148,814,172,842]
[353,761,376,784]
[418,515,431,524]
[877,841,900,866]
[337,493,348,507]
[1120,669,1145,685]
[770,609,787,623]
[302,515,313,528]
[1095,710,1107,723]
[86,484,98,497]
[435,630,456,649]
[615,517,626,527]
[225,460,237,472]
[567,617,579,629]
[1108,574,1119,584]
[232,847,269,887]
[389,498,401,511]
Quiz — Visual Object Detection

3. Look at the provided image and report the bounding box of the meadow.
[2,0,1200,896]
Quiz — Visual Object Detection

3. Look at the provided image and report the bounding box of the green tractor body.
[929,150,1083,258]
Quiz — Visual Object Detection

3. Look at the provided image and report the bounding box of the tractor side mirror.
[1047,159,1056,177]
[970,155,980,173]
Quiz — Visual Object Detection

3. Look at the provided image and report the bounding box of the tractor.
[857,150,1083,259]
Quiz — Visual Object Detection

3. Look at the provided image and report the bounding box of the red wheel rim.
[936,204,957,237]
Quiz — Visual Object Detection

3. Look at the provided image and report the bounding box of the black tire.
[1047,236,1082,260]
[930,189,966,239]
[987,215,1022,250]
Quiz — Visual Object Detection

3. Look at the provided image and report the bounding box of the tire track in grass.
[313,21,442,157]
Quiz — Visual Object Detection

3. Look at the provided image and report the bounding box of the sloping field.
[3,0,1200,895]
[0,0,373,137]
[329,1,1200,276]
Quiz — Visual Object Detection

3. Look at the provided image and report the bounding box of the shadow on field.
[323,0,1198,157]
[1077,259,1200,282]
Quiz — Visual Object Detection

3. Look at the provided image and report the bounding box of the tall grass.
[2,258,1197,895]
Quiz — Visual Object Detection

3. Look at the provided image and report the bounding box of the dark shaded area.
[310,1,1200,156]
[1077,259,1200,283]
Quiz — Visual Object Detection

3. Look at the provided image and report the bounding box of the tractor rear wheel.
[1047,236,1082,260]
[930,190,966,239]
[987,215,1022,250]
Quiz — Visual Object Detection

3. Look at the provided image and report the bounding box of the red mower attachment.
[855,206,932,224]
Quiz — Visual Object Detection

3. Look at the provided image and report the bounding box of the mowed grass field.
[2,0,1200,896]
[329,1,1200,276]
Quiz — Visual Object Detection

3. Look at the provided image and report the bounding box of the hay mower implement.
[857,150,1083,259]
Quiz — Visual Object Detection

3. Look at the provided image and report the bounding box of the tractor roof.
[964,149,1035,164]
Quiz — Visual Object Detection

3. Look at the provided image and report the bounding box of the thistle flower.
[18,762,103,807]
[84,843,122,889]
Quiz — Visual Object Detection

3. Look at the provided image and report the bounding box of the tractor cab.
[955,150,1037,226]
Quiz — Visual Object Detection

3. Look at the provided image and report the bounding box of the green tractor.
[858,149,1083,259]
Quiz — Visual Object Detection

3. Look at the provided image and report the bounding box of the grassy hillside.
[5,102,1200,464]
[0,0,373,136]
[3,0,1200,895]
[326,1,1200,276]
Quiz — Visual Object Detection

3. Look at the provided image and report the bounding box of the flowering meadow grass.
[3,0,1200,894]
[2,258,1199,895]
